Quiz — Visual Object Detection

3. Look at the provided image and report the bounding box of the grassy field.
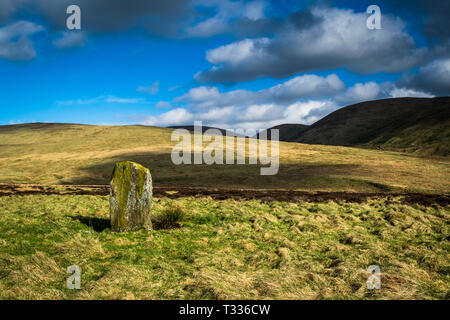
[0,123,449,193]
[0,123,448,300]
[0,194,448,300]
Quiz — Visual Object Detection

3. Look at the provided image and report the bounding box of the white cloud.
[182,86,220,102]
[389,87,434,98]
[105,96,144,104]
[139,75,440,130]
[57,97,100,105]
[186,0,267,37]
[53,31,86,49]
[206,38,270,65]
[0,21,44,61]
[196,7,427,82]
[150,73,351,129]
[137,81,160,95]
[139,99,338,130]
[200,106,236,121]
[264,74,344,103]
[335,82,382,105]
[178,73,345,108]
[142,108,194,126]
[186,16,230,38]
[236,104,279,122]
[281,100,336,125]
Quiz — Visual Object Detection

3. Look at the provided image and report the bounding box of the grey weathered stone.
[109,161,153,231]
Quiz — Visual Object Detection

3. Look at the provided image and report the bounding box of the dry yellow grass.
[0,123,448,193]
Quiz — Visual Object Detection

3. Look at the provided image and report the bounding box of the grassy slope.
[256,124,310,141]
[0,123,448,193]
[365,118,450,156]
[0,194,448,300]
[295,97,450,156]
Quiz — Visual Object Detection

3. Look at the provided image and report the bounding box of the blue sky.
[0,0,449,129]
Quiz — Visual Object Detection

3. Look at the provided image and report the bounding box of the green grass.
[0,123,448,193]
[0,194,448,299]
[365,120,450,156]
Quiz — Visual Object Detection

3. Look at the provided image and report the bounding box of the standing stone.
[109,161,153,232]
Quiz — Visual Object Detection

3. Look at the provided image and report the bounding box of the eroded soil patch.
[0,184,448,206]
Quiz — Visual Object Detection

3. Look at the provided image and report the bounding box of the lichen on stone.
[109,161,153,232]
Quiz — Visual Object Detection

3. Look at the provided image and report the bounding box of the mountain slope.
[295,97,450,156]
[256,123,310,141]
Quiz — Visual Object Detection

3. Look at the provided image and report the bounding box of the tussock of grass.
[0,194,448,300]
[152,203,185,229]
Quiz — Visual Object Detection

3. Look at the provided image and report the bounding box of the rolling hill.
[257,97,449,156]
[255,124,310,141]
[0,122,448,193]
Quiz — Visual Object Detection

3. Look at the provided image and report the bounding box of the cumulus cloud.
[178,73,345,108]
[140,99,338,130]
[53,31,86,49]
[138,75,343,129]
[142,108,193,126]
[196,7,428,82]
[264,74,344,103]
[142,74,442,129]
[137,82,160,95]
[397,58,450,96]
[0,21,43,61]
[281,100,336,125]
[236,104,278,122]
[201,106,236,122]
[335,82,383,105]
[389,88,434,98]
[336,81,436,104]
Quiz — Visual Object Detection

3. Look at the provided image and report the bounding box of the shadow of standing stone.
[72,216,110,232]
[109,161,153,232]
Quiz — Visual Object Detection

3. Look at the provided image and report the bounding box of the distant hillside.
[293,97,449,156]
[0,122,448,193]
[255,124,310,141]
[171,98,449,156]
[168,125,246,137]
